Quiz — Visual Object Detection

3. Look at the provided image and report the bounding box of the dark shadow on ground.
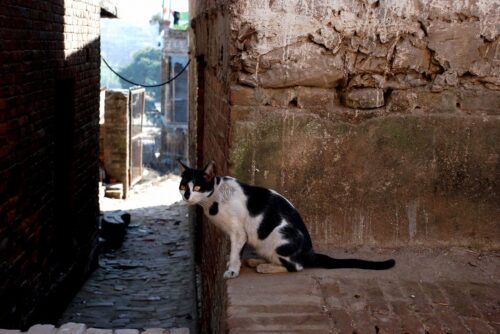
[58,203,197,333]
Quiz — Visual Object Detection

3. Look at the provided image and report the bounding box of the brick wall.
[189,1,234,332]
[0,0,102,328]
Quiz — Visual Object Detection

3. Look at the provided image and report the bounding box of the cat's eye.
[180,185,186,191]
[193,185,201,192]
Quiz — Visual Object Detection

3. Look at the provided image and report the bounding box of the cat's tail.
[307,252,395,270]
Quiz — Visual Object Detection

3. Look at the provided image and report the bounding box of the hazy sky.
[116,0,189,25]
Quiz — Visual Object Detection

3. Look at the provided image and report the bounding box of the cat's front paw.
[223,269,240,279]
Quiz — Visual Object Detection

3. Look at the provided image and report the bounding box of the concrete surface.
[228,247,499,333]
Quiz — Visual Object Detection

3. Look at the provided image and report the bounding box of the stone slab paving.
[228,247,499,333]
[57,176,196,333]
[0,323,188,334]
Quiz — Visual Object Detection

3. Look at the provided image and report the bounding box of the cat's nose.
[184,189,191,200]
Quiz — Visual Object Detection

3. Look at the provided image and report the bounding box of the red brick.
[370,315,403,334]
[441,281,482,317]
[462,317,496,334]
[391,301,425,333]
[433,308,470,333]
[400,280,434,314]
[365,283,390,315]
[329,308,355,333]
[418,313,447,334]
[419,282,448,305]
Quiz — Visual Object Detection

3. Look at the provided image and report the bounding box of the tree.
[119,47,162,100]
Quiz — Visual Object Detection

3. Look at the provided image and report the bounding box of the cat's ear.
[177,159,190,172]
[203,160,216,181]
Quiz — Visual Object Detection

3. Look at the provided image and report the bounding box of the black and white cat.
[178,160,395,279]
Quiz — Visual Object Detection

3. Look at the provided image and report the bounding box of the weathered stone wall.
[189,1,234,333]
[190,0,499,331]
[0,0,102,328]
[227,0,500,249]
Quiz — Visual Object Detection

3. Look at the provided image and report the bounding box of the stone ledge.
[0,325,189,334]
[227,247,499,333]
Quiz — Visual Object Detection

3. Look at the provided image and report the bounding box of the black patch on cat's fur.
[184,187,191,200]
[238,181,313,242]
[276,243,297,257]
[276,226,302,257]
[279,258,297,272]
[215,176,221,185]
[258,209,282,240]
[238,182,271,216]
[209,202,219,216]
[180,167,215,194]
[238,182,278,239]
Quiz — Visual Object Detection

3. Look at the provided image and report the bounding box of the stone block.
[57,323,86,334]
[105,189,123,199]
[386,90,418,113]
[169,329,189,334]
[27,325,56,334]
[296,87,336,109]
[141,329,168,334]
[257,42,345,88]
[105,183,124,199]
[344,88,384,109]
[229,86,257,106]
[84,329,112,334]
[457,88,500,114]
[428,21,483,75]
[114,330,139,334]
[392,38,431,73]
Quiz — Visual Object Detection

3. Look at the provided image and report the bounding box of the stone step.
[105,183,124,199]
[0,324,189,334]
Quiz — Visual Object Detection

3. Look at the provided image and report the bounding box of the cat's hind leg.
[256,263,288,274]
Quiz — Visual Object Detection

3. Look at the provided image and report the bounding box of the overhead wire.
[101,56,190,88]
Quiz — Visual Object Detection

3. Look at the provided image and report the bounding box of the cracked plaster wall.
[190,1,499,332]
[231,0,499,112]
[226,0,500,249]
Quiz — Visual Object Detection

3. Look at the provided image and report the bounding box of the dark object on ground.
[100,211,131,247]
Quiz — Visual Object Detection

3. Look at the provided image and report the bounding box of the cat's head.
[177,159,216,205]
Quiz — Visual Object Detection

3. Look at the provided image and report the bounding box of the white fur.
[182,177,292,278]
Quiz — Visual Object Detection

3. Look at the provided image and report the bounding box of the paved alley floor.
[58,174,197,333]
[228,247,499,333]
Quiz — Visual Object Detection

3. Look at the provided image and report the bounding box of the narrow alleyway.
[58,174,196,333]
